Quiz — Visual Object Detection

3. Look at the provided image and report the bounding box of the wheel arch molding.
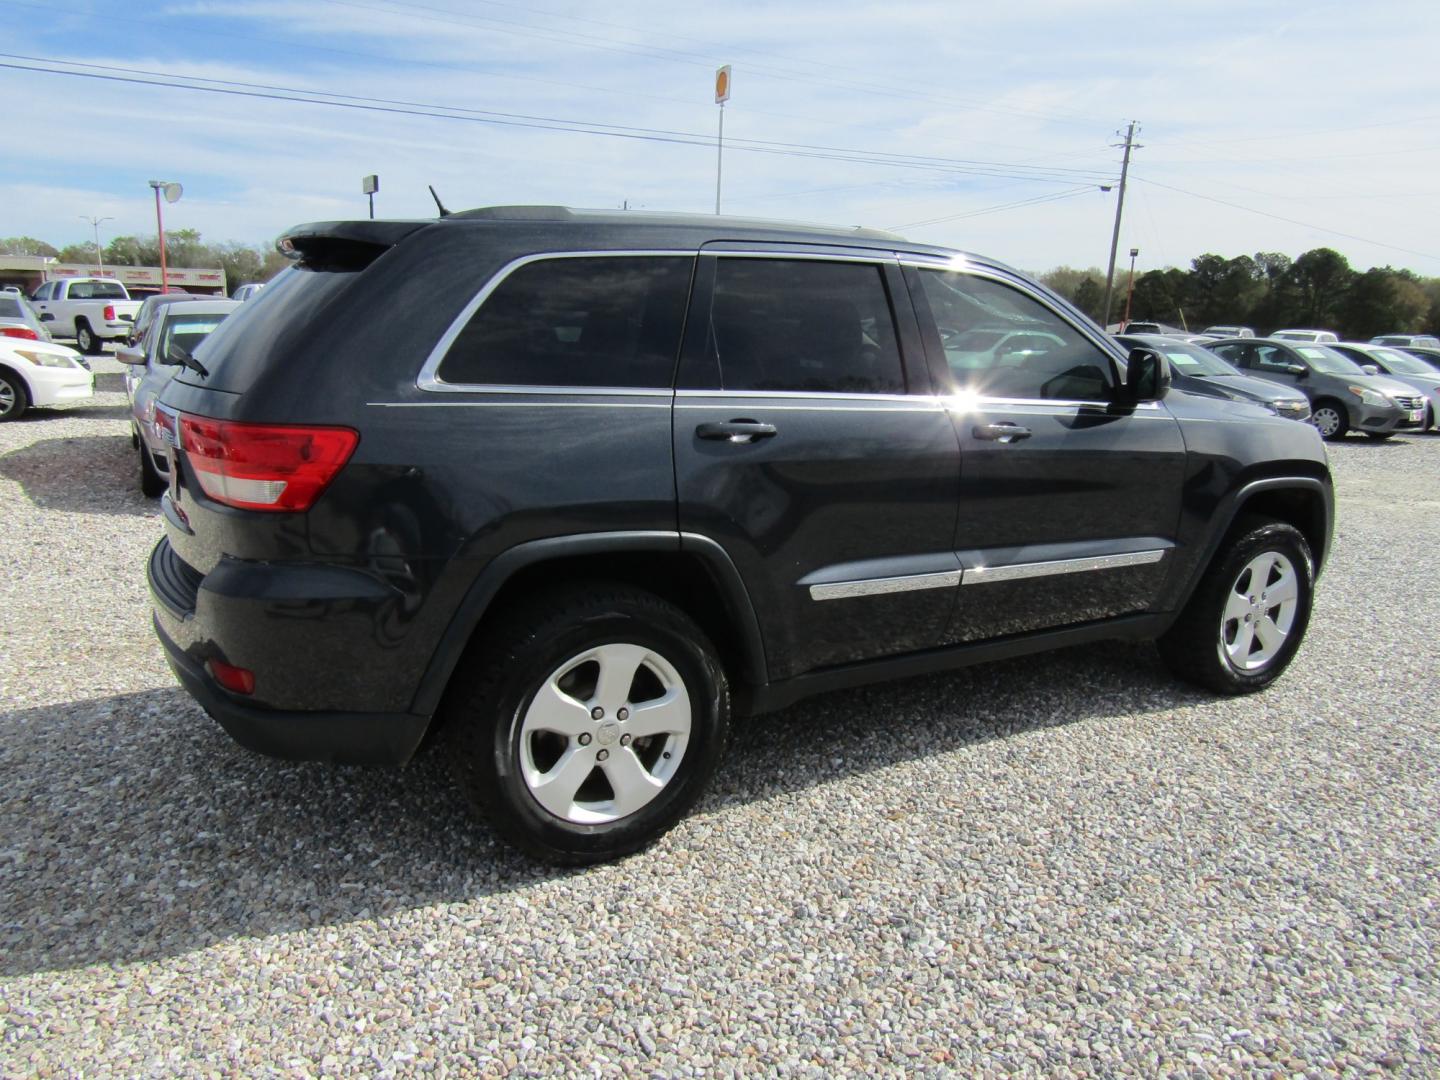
[1161,475,1332,625]
[409,530,769,720]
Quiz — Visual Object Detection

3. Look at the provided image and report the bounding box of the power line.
[888,186,1097,230]
[0,54,1115,186]
[1131,175,1440,263]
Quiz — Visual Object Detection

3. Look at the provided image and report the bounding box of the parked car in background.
[1116,334,1311,422]
[1208,337,1425,440]
[118,299,241,495]
[127,292,206,346]
[232,282,267,301]
[28,278,142,353]
[1202,325,1255,338]
[1370,333,1440,348]
[0,293,54,343]
[0,337,94,420]
[1270,329,1339,343]
[1329,342,1440,431]
[146,206,1333,863]
[1395,345,1440,371]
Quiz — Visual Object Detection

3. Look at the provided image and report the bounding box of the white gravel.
[2,362,1437,1076]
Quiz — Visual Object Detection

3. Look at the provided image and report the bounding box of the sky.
[3,0,1439,278]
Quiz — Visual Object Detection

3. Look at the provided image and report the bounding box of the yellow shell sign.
[715,65,732,104]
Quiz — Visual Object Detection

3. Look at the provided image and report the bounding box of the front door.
[672,250,962,681]
[904,262,1188,642]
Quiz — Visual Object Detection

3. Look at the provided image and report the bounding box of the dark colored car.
[1208,337,1425,440]
[148,207,1333,863]
[1116,334,1311,422]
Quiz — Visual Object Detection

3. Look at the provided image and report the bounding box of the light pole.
[148,180,183,292]
[1124,247,1139,324]
[78,215,113,273]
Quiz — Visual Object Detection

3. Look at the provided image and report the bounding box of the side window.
[1209,342,1244,365]
[1253,346,1296,372]
[918,269,1114,400]
[708,258,904,394]
[437,256,693,388]
[32,282,53,301]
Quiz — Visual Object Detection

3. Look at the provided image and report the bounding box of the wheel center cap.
[595,721,620,747]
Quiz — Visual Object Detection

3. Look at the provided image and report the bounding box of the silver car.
[117,299,241,495]
[0,293,55,344]
[1331,342,1440,431]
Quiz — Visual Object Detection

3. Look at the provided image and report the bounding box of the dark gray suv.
[147,207,1333,862]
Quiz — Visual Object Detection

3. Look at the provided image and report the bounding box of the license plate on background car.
[1410,410,1423,423]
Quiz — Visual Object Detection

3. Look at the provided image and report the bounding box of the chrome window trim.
[367,400,670,409]
[956,395,1164,411]
[962,549,1166,585]
[809,570,961,601]
[700,249,898,265]
[416,249,696,394]
[677,403,939,414]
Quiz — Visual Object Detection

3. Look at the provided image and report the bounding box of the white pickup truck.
[29,278,143,354]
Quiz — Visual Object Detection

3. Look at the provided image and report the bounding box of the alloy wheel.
[1221,551,1300,671]
[518,642,692,824]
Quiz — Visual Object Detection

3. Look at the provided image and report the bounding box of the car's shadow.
[0,641,1205,976]
[0,434,156,516]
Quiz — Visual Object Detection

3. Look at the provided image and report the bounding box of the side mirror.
[1361,364,1380,376]
[1121,347,1171,402]
[115,346,147,366]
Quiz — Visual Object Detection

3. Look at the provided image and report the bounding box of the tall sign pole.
[1100,120,1139,330]
[363,174,380,219]
[714,65,731,215]
[148,180,182,292]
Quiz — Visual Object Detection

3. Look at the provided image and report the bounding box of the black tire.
[0,368,29,421]
[1158,516,1314,695]
[74,320,98,355]
[442,583,730,864]
[1310,399,1348,441]
[140,446,167,497]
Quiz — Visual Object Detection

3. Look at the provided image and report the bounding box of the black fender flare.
[1160,475,1333,627]
[408,530,768,717]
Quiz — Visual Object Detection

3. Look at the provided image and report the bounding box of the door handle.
[696,420,778,443]
[973,422,1032,443]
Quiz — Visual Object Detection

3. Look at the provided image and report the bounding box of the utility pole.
[79,215,113,273]
[1101,121,1140,330]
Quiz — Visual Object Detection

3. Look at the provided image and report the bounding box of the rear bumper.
[147,536,433,765]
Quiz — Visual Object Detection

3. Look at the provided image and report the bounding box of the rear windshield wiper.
[166,341,209,378]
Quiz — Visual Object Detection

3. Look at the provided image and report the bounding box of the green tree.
[1071,276,1102,321]
[1287,247,1354,328]
[0,236,59,257]
[1339,268,1428,339]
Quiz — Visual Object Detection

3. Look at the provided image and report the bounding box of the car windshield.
[160,311,231,358]
[1368,347,1435,375]
[1295,345,1364,375]
[1144,339,1236,376]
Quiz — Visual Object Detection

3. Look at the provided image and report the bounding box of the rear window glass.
[161,312,230,358]
[437,256,694,388]
[67,281,128,300]
[708,258,904,394]
[0,298,23,318]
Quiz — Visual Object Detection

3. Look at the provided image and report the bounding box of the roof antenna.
[428,185,451,218]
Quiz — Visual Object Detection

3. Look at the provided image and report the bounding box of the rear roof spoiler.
[276,220,430,270]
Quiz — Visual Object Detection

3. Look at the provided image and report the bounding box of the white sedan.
[0,338,94,420]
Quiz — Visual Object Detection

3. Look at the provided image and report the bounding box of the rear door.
[672,247,962,681]
[904,260,1187,642]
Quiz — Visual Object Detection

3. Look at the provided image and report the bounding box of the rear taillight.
[178,415,358,512]
[0,326,38,340]
[104,304,116,321]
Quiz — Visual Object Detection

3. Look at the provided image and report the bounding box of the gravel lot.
[2,362,1437,1077]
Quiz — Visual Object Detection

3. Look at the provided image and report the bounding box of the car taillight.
[178,415,358,512]
[0,326,38,340]
[104,304,116,321]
